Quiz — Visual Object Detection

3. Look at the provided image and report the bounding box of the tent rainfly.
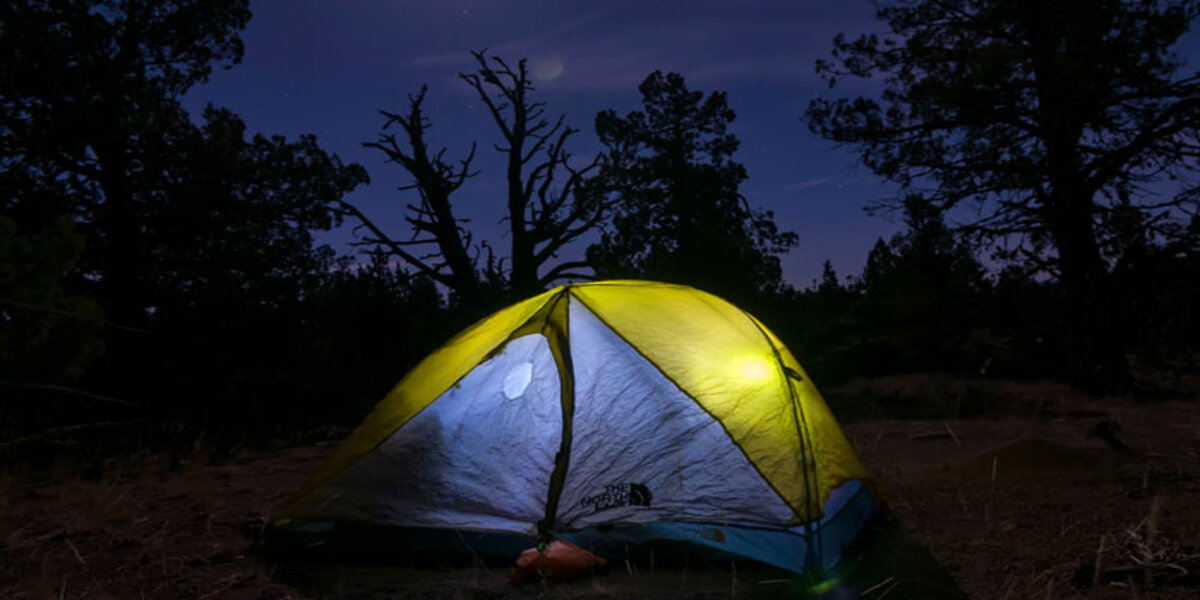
[277,280,878,573]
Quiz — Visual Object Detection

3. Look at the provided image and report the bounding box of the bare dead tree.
[343,53,602,302]
[337,86,484,298]
[461,50,601,295]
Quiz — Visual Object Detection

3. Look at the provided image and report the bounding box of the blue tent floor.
[266,509,966,599]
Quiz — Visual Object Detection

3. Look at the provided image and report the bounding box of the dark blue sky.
[178,0,1191,288]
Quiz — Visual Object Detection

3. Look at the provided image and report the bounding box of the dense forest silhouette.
[3,0,1199,463]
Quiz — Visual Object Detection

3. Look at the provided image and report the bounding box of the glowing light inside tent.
[805,576,841,595]
[503,361,534,399]
[737,356,773,381]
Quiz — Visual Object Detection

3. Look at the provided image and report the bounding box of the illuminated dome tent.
[277,280,877,573]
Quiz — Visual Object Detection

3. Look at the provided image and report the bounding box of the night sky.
[177,0,1196,288]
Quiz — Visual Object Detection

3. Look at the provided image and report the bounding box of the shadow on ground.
[270,510,966,600]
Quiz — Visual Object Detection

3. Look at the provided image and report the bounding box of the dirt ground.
[844,378,1200,599]
[2,377,1199,599]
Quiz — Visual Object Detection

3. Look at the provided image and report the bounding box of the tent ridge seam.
[567,293,797,520]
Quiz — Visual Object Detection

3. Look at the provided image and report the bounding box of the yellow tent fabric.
[569,282,869,522]
[285,280,868,525]
[288,287,559,506]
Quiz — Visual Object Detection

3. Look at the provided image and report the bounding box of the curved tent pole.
[532,290,575,544]
[741,311,824,571]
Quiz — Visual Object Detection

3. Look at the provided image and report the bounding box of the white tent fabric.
[557,299,795,529]
[302,333,562,536]
[279,281,879,574]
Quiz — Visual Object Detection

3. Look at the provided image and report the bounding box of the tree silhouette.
[1,0,369,431]
[149,106,367,313]
[460,51,601,295]
[0,0,253,327]
[807,0,1200,389]
[588,71,797,302]
[818,260,845,295]
[859,196,989,371]
[348,50,600,305]
[347,86,486,301]
[0,216,103,389]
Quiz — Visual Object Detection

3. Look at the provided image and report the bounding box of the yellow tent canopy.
[279,280,875,573]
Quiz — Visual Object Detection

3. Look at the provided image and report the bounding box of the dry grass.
[843,379,1200,600]
[1,377,1198,599]
[0,446,329,599]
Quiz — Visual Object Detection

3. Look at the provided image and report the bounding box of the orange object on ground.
[509,541,607,584]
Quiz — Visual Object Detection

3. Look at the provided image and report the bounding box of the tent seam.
[283,290,564,514]
[567,292,798,523]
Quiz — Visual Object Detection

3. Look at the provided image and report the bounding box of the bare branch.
[0,419,145,450]
[0,299,147,333]
[333,197,452,286]
[361,85,484,295]
[0,381,138,406]
[539,260,595,286]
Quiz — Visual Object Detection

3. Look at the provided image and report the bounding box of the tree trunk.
[1027,16,1131,392]
[91,137,145,331]
[507,110,539,298]
[90,128,155,401]
[424,189,479,303]
[508,167,538,296]
[1045,187,1131,392]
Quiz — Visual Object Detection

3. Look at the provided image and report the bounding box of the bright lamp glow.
[503,361,533,399]
[737,357,773,381]
[806,576,841,595]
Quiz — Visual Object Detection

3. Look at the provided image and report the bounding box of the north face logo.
[580,483,653,513]
[628,483,651,507]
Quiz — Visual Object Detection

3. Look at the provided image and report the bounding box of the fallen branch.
[65,538,86,565]
[910,430,953,441]
[0,299,149,333]
[0,381,138,406]
[0,419,144,449]
[860,575,896,597]
[944,422,962,446]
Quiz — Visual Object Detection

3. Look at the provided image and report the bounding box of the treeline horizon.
[3,0,1200,462]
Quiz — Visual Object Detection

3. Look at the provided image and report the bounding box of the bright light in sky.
[180,1,1200,288]
[532,56,565,81]
[179,0,909,289]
